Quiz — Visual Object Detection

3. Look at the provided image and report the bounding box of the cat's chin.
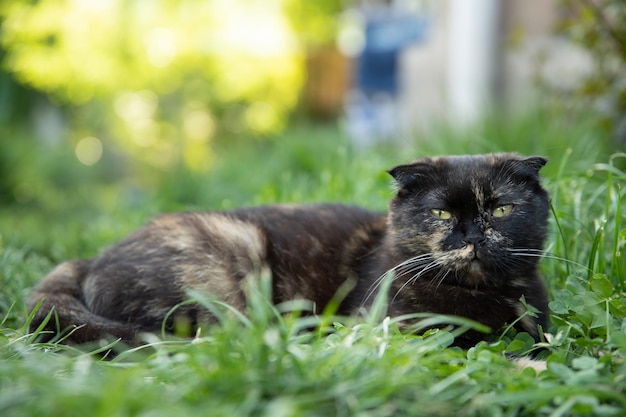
[462,260,487,286]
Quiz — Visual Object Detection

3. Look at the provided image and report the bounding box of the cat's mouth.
[464,259,486,285]
[432,244,489,286]
[453,244,488,285]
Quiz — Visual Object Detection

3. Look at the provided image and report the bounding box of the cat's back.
[228,203,387,248]
[85,204,387,317]
[225,203,388,307]
[104,203,386,255]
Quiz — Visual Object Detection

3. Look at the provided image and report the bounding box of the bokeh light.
[0,0,339,173]
[75,136,103,166]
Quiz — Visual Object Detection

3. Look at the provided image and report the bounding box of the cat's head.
[387,153,550,288]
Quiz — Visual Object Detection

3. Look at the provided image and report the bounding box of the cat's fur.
[28,153,550,347]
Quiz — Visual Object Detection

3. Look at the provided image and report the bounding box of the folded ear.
[507,156,548,181]
[387,161,435,194]
[521,156,548,172]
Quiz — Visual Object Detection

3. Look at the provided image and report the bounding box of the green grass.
[1,110,625,416]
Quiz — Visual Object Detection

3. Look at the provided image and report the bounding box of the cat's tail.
[28,260,141,344]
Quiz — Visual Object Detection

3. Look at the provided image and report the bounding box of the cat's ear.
[521,156,548,172]
[508,156,548,181]
[387,162,434,194]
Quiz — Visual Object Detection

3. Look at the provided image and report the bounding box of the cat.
[28,153,550,348]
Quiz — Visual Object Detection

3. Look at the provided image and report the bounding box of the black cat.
[28,153,550,347]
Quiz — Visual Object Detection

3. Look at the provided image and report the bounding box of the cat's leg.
[81,213,270,336]
[28,260,143,344]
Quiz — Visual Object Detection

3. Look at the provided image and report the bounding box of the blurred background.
[0,0,624,241]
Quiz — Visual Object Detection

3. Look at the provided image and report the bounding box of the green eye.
[431,209,452,220]
[492,204,514,218]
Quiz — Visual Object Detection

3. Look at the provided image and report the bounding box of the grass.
[1,110,625,416]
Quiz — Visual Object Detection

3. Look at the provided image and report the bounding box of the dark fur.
[28,153,550,347]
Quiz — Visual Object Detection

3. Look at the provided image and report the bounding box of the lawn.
[1,110,625,416]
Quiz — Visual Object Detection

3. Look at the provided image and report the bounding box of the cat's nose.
[463,220,486,246]
[463,234,485,246]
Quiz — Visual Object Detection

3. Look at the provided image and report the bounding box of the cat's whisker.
[363,258,433,301]
[392,254,434,271]
[505,248,546,256]
[398,260,438,285]
[395,259,437,280]
[362,270,399,306]
[506,249,590,272]
[433,269,451,290]
[425,263,455,292]
[387,253,433,273]
[391,259,441,304]
[408,260,443,286]
[363,255,435,308]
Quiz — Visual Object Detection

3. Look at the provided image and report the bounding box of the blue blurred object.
[357,12,429,94]
[346,4,430,146]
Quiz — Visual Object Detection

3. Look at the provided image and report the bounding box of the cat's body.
[29,153,551,347]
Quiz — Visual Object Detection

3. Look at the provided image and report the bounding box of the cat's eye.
[430,209,452,220]
[492,204,514,218]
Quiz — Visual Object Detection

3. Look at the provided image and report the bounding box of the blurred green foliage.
[0,0,343,174]
[1,0,624,214]
[559,0,626,144]
[0,108,612,262]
